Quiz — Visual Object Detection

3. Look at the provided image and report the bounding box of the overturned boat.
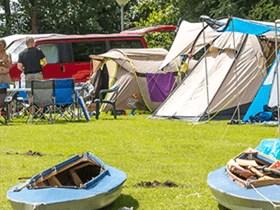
[7,152,127,210]
[208,147,280,210]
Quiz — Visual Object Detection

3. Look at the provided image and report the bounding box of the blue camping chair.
[14,90,30,119]
[53,78,76,122]
[0,83,8,88]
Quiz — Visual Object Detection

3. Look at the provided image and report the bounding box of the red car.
[6,26,176,83]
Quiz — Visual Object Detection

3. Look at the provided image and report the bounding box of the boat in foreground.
[7,152,127,210]
[208,147,280,210]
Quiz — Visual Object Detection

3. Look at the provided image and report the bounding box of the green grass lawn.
[0,113,278,210]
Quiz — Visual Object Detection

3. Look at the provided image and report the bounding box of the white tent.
[149,19,273,121]
[159,19,226,70]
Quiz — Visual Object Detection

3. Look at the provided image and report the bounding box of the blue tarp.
[256,139,280,160]
[202,16,280,35]
[225,18,278,35]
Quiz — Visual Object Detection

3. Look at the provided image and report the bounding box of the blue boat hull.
[8,184,122,210]
[6,153,127,210]
[208,166,280,210]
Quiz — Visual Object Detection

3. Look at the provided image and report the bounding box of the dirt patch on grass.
[134,180,178,188]
[6,150,44,156]
[6,151,68,157]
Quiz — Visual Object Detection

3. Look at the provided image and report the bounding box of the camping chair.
[53,78,76,122]
[0,83,8,88]
[94,84,120,120]
[0,87,13,125]
[14,90,31,119]
[27,79,55,124]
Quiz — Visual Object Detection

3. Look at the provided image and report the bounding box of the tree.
[20,0,38,33]
[209,0,261,20]
[3,0,11,24]
[179,0,220,22]
[0,0,122,36]
[126,0,180,50]
[247,0,280,22]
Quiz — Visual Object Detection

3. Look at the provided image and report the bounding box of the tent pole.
[231,15,241,124]
[202,19,211,123]
[121,5,124,31]
[275,19,280,138]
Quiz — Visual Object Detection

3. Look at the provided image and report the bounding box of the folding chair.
[14,90,31,119]
[53,78,76,122]
[94,84,120,119]
[27,80,55,124]
[0,87,13,125]
[0,83,8,88]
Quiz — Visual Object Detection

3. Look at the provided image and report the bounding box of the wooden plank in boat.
[14,180,29,192]
[47,176,62,187]
[236,159,258,167]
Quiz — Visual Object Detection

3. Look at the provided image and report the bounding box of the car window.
[72,41,107,62]
[110,40,143,49]
[6,41,26,63]
[37,43,59,64]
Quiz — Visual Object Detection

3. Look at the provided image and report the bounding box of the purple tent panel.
[146,72,177,102]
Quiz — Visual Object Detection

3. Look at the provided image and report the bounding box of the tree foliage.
[126,0,180,49]
[0,0,121,37]
[0,0,279,49]
[247,0,280,22]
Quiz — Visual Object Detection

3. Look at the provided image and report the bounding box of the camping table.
[7,88,31,93]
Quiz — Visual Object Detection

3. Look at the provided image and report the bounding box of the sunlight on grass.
[0,114,278,209]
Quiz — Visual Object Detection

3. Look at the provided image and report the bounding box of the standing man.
[17,36,47,87]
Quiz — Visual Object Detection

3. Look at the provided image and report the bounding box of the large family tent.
[150,17,279,121]
[243,51,280,122]
[89,48,182,112]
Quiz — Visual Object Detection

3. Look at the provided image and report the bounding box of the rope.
[251,184,280,209]
[222,44,279,139]
[212,51,274,122]
[125,55,153,112]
